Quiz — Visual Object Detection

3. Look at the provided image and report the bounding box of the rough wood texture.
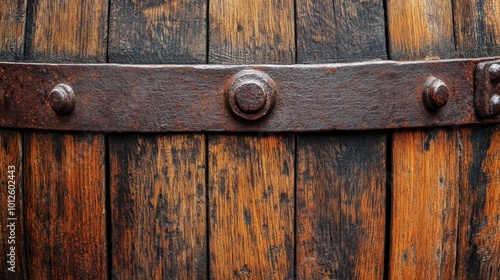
[209,135,295,279]
[0,131,25,279]
[109,0,206,64]
[458,127,500,279]
[296,133,386,279]
[25,0,108,62]
[24,132,107,279]
[386,0,454,60]
[453,0,500,58]
[0,0,26,61]
[296,0,386,63]
[390,129,459,279]
[110,134,206,279]
[209,0,294,64]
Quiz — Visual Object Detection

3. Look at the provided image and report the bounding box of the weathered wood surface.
[109,0,206,64]
[0,0,26,61]
[295,1,387,279]
[387,0,459,278]
[110,134,207,279]
[23,1,109,279]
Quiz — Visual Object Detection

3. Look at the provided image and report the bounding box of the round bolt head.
[49,84,75,114]
[226,70,276,121]
[423,77,449,111]
[489,64,500,82]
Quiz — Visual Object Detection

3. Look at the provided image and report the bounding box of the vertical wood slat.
[108,1,208,278]
[109,0,206,64]
[109,134,207,279]
[25,132,107,279]
[0,131,25,279]
[0,2,27,279]
[23,1,109,278]
[454,2,500,278]
[387,0,458,279]
[295,0,387,279]
[208,1,295,278]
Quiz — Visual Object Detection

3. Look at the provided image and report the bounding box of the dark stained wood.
[25,0,108,63]
[0,0,26,61]
[110,134,206,279]
[109,0,206,64]
[458,126,500,279]
[0,131,25,279]
[23,1,108,278]
[208,135,295,279]
[390,129,459,279]
[387,1,459,278]
[386,0,455,60]
[296,0,386,63]
[296,133,386,279]
[24,132,107,279]
[208,0,295,64]
[453,0,500,58]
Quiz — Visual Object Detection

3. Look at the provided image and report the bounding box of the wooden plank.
[458,126,500,279]
[24,132,107,279]
[0,0,27,61]
[110,134,206,279]
[296,0,386,63]
[453,0,500,58]
[296,134,386,279]
[387,0,459,278]
[0,131,25,279]
[208,1,295,278]
[454,4,500,278]
[23,1,108,278]
[208,0,294,64]
[109,0,206,64]
[208,135,295,279]
[387,0,454,60]
[25,0,108,62]
[390,129,459,279]
[295,1,387,278]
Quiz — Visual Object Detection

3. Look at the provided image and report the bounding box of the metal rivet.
[49,84,75,114]
[227,70,276,120]
[423,77,449,111]
[489,63,500,82]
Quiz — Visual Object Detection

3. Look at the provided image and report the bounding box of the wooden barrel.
[0,0,499,279]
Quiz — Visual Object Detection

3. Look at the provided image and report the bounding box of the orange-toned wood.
[296,134,386,279]
[208,0,294,64]
[458,127,500,279]
[0,0,26,61]
[25,0,108,62]
[390,130,459,279]
[110,134,207,279]
[387,0,454,60]
[0,131,25,279]
[208,135,294,279]
[25,132,107,279]
[109,0,206,63]
[453,0,500,57]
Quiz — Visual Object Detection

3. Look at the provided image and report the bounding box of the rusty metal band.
[0,58,499,132]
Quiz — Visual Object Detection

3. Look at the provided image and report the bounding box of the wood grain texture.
[458,126,500,279]
[109,0,206,64]
[25,0,108,62]
[0,0,26,61]
[209,135,294,279]
[390,129,459,279]
[209,0,295,64]
[453,0,500,58]
[296,0,386,63]
[0,131,25,279]
[110,134,206,279]
[386,0,455,60]
[296,133,386,279]
[24,132,107,279]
